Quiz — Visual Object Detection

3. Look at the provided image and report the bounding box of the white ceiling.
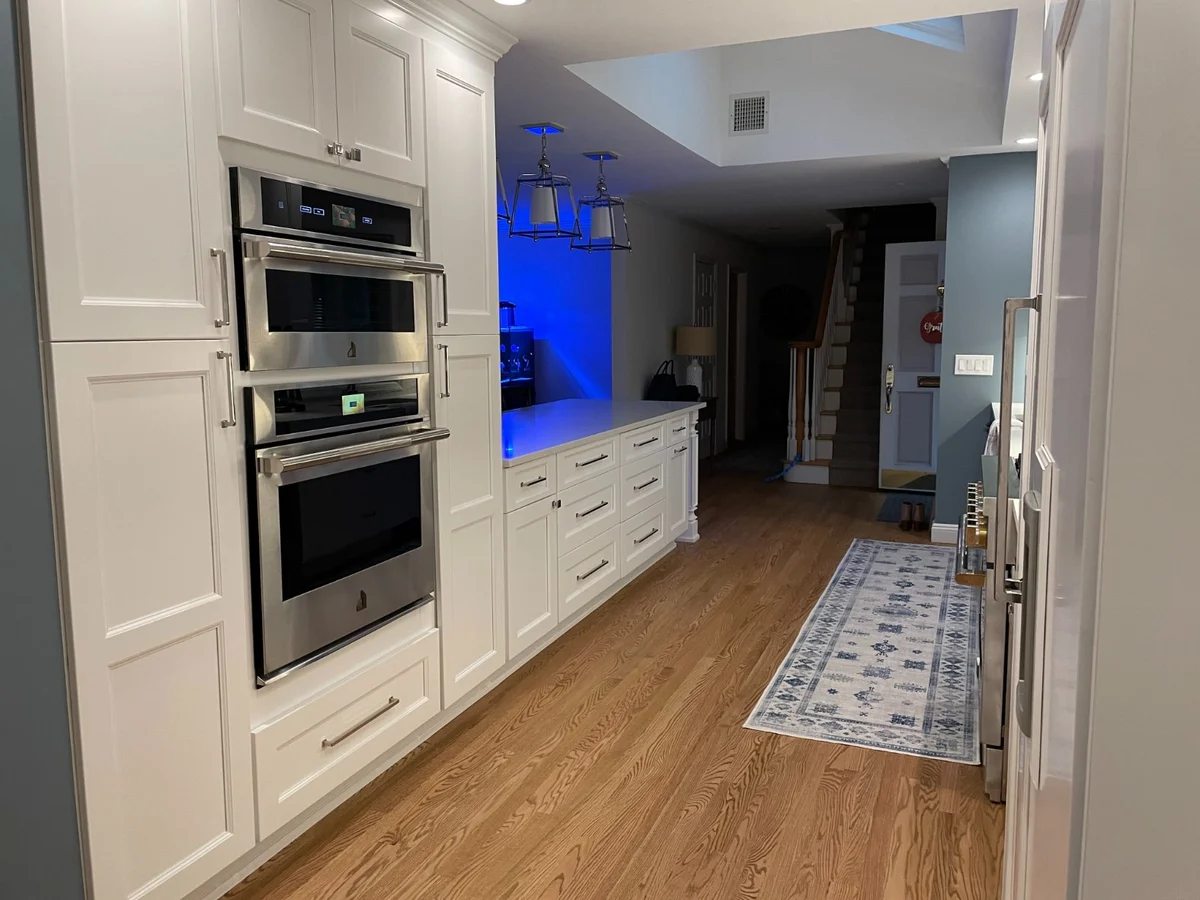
[472,0,1043,243]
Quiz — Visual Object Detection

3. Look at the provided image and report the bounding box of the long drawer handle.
[634,477,659,491]
[217,350,237,428]
[634,526,660,546]
[674,446,687,456]
[321,696,400,749]
[211,248,230,328]
[672,426,687,433]
[633,436,659,448]
[576,453,609,468]
[520,475,547,488]
[577,559,610,582]
[577,500,609,519]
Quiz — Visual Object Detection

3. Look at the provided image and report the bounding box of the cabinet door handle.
[438,344,450,398]
[211,248,230,328]
[437,271,450,327]
[577,559,609,582]
[344,146,362,162]
[327,141,343,156]
[634,477,659,491]
[321,696,400,748]
[217,351,236,428]
[520,475,547,488]
[633,436,659,448]
[576,453,609,468]
[634,526,660,546]
[576,500,609,519]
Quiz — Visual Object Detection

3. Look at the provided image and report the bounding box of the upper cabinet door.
[216,0,339,162]
[425,42,498,334]
[333,0,426,185]
[26,0,229,340]
[50,340,254,900]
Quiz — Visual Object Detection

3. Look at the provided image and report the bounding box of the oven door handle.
[243,236,446,276]
[258,428,450,476]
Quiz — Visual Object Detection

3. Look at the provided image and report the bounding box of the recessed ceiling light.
[1029,72,1044,82]
[1016,137,1038,145]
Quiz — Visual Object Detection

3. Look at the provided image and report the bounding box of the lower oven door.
[239,235,440,372]
[253,426,448,681]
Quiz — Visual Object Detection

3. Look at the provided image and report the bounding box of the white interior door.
[878,241,946,491]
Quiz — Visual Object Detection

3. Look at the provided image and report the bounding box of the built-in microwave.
[247,374,448,683]
[230,168,446,372]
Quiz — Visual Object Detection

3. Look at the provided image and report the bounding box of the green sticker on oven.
[342,392,365,415]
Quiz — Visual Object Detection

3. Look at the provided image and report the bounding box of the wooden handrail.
[790,229,844,351]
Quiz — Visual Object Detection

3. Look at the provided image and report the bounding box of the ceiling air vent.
[730,92,769,136]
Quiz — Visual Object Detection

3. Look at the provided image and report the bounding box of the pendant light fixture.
[509,123,580,241]
[496,158,511,224]
[572,151,631,252]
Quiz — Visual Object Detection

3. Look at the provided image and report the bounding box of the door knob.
[884,364,895,414]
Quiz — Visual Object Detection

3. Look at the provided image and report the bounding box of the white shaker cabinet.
[26,0,230,341]
[505,497,559,658]
[50,340,254,900]
[216,0,425,185]
[434,335,506,705]
[425,41,499,334]
[666,440,691,541]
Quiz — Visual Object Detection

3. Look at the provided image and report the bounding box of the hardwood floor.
[226,473,1004,900]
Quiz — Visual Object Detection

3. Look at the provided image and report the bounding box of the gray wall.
[935,152,1036,524]
[0,1,87,896]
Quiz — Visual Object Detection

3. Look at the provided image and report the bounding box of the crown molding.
[395,0,518,61]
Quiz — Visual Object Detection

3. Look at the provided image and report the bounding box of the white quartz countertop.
[502,399,704,467]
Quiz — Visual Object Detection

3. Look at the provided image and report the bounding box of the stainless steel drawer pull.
[211,248,230,328]
[577,559,610,582]
[520,475,547,488]
[634,477,659,491]
[321,696,400,748]
[217,350,236,428]
[674,446,687,456]
[633,436,659,448]
[634,527,660,546]
[577,500,609,519]
[576,453,609,468]
[673,426,686,433]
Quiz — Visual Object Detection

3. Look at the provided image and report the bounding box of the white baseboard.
[783,464,830,485]
[930,521,959,545]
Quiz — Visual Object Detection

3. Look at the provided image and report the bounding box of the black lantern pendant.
[509,124,579,241]
[497,158,512,224]
[572,152,631,252]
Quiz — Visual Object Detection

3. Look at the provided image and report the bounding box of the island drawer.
[557,436,619,491]
[620,501,669,576]
[665,414,692,447]
[558,525,622,622]
[558,466,621,555]
[504,456,557,511]
[619,449,667,521]
[620,421,666,465]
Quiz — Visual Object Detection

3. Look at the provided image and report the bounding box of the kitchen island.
[499,399,703,658]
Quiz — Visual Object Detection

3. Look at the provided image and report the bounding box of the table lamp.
[674,326,717,392]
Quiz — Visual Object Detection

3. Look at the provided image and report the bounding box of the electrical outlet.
[954,354,995,376]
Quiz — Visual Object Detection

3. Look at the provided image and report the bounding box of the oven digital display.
[342,392,365,416]
[332,203,356,229]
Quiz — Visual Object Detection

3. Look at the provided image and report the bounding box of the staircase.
[788,205,936,488]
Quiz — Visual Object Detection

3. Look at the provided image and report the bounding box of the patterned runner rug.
[745,539,981,764]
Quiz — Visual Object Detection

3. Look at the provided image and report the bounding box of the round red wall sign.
[920,311,943,344]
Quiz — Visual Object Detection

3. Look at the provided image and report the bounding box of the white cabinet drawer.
[504,456,557,512]
[557,436,619,490]
[665,414,692,447]
[558,525,621,622]
[252,627,441,840]
[619,450,667,521]
[558,466,621,555]
[620,421,666,465]
[620,501,669,577]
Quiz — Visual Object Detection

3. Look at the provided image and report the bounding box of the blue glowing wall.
[497,220,613,401]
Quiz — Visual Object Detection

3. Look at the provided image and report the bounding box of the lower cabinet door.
[558,525,622,622]
[50,340,255,900]
[666,441,690,540]
[505,496,559,657]
[434,334,506,706]
[252,627,441,839]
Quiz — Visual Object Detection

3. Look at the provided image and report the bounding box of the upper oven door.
[239,236,442,372]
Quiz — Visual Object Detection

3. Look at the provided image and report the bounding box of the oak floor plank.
[225,472,1003,900]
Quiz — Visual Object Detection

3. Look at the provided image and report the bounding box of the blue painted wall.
[497,220,613,401]
[936,152,1037,525]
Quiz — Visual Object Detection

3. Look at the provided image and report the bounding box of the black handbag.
[645,360,678,401]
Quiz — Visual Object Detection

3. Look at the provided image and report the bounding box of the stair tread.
[796,459,831,467]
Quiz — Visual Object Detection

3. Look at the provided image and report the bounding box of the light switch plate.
[954,354,995,376]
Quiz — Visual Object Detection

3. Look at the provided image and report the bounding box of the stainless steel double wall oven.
[231,169,447,683]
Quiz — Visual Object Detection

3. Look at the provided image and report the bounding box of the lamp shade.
[675,326,717,357]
